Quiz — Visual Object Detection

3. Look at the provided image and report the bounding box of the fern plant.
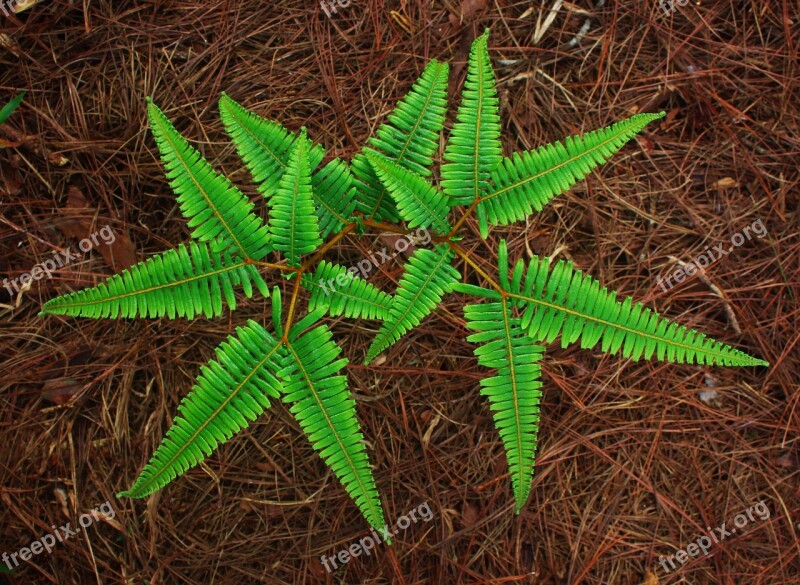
[41,30,767,535]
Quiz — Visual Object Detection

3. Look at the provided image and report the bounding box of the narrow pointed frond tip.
[218,93,325,198]
[482,112,665,232]
[118,321,284,498]
[267,129,323,267]
[365,244,460,364]
[146,99,272,260]
[365,149,451,234]
[279,323,388,534]
[40,241,268,319]
[219,95,355,237]
[498,242,767,366]
[465,299,545,513]
[441,29,503,211]
[352,59,449,221]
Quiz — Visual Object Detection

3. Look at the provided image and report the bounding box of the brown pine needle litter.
[1,1,798,583]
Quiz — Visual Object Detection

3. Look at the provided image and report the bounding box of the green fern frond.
[219,94,325,197]
[147,99,272,260]
[279,322,388,534]
[40,241,268,319]
[220,95,354,237]
[365,244,460,364]
[352,60,449,221]
[268,130,323,267]
[482,113,664,231]
[365,150,451,234]
[465,299,545,513]
[118,320,284,498]
[441,29,502,218]
[303,260,392,320]
[497,242,767,366]
[311,157,358,238]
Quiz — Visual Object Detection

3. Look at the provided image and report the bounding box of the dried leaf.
[712,177,738,189]
[41,378,82,404]
[55,186,137,270]
[462,502,480,526]
[641,570,659,585]
[698,389,720,405]
[12,0,44,13]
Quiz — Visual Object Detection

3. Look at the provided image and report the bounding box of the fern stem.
[500,294,526,508]
[451,243,504,293]
[250,260,298,273]
[448,199,480,238]
[360,219,410,235]
[301,222,357,273]
[282,279,304,337]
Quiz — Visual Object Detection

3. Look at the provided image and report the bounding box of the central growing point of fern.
[41,30,767,536]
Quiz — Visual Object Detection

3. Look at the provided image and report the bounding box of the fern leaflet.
[220,95,354,237]
[352,60,449,221]
[40,241,268,319]
[219,94,325,196]
[465,299,544,513]
[147,99,272,260]
[0,91,25,125]
[482,113,664,231]
[365,150,451,234]
[496,242,768,366]
[279,321,388,534]
[311,157,358,238]
[303,260,393,320]
[365,244,461,364]
[441,29,502,222]
[118,320,284,498]
[268,130,323,267]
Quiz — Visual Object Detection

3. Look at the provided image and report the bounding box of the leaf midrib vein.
[286,340,381,527]
[128,340,281,496]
